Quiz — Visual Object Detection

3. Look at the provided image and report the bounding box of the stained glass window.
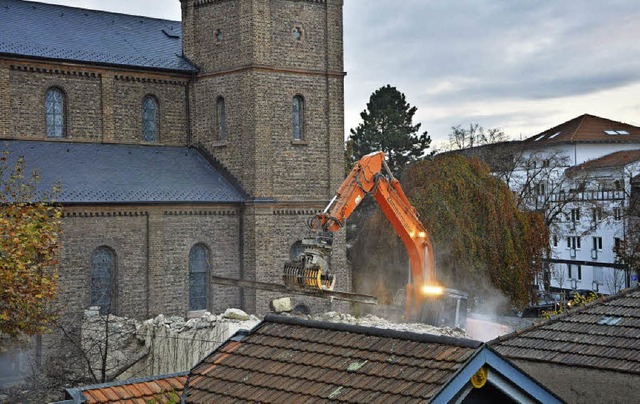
[45,87,65,138]
[91,247,116,315]
[292,95,304,140]
[216,97,227,141]
[142,95,158,142]
[189,244,209,311]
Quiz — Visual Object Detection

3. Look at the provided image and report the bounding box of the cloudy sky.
[35,0,640,148]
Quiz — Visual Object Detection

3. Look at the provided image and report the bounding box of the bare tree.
[604,267,627,294]
[445,123,507,151]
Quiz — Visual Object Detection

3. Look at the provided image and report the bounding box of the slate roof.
[0,0,196,72]
[491,287,640,375]
[523,114,640,146]
[1,140,245,204]
[64,371,187,403]
[184,315,483,403]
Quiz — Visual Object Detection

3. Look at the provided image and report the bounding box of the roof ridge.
[11,0,181,24]
[569,114,589,142]
[263,314,483,349]
[489,285,640,346]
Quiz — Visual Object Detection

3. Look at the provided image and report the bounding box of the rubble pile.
[287,311,466,338]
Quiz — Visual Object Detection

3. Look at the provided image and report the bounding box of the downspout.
[239,204,245,310]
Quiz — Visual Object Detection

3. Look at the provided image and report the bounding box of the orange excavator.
[283,151,444,320]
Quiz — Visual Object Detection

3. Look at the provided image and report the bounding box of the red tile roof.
[67,372,187,403]
[184,315,482,403]
[567,149,640,173]
[490,287,640,374]
[522,114,640,146]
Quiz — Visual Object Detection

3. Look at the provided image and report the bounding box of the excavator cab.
[283,232,336,291]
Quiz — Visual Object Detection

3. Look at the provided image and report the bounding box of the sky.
[33,0,640,148]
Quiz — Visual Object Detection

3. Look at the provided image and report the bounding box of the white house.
[511,114,640,295]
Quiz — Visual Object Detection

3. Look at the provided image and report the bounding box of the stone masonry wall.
[59,205,243,320]
[0,61,189,145]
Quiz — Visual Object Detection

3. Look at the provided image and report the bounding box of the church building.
[0,0,347,319]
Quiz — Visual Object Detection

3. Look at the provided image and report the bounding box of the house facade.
[0,0,347,320]
[506,114,640,295]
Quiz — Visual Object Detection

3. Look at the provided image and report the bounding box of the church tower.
[181,0,347,312]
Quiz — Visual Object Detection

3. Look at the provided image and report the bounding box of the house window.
[535,182,545,196]
[570,208,580,222]
[142,95,159,142]
[292,26,304,41]
[592,207,602,222]
[567,236,581,249]
[45,87,65,138]
[614,207,622,221]
[216,97,227,141]
[189,243,210,311]
[542,159,550,168]
[552,235,558,248]
[215,29,223,43]
[593,237,603,251]
[292,95,304,140]
[614,237,623,253]
[91,246,116,315]
[568,264,582,280]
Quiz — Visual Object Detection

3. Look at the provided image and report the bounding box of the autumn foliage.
[350,154,548,309]
[1,151,62,337]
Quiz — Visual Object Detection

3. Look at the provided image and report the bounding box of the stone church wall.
[59,206,242,319]
[0,61,189,146]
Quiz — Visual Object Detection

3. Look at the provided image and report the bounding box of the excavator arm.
[283,151,441,319]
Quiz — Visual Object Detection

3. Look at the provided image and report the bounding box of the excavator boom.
[283,151,440,320]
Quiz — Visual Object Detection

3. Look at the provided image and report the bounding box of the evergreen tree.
[350,85,431,176]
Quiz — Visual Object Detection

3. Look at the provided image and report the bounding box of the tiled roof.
[65,372,187,403]
[491,287,640,374]
[522,114,640,146]
[567,149,640,173]
[1,140,246,204]
[0,0,196,72]
[184,315,482,403]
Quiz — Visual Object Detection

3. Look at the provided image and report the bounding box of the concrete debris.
[270,297,292,313]
[286,312,466,338]
[222,308,252,321]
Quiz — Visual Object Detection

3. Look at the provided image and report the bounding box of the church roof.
[1,140,246,204]
[0,0,196,72]
[522,114,640,146]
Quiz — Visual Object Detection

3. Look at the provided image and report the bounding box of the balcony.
[546,190,625,202]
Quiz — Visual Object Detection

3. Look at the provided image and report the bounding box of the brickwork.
[59,206,242,319]
[112,76,188,145]
[3,0,346,321]
[9,64,102,141]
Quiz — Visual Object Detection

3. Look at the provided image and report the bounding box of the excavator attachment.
[283,232,336,291]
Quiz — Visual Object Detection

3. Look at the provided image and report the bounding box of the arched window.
[216,97,227,141]
[91,247,116,315]
[292,95,304,140]
[45,87,65,138]
[189,243,210,311]
[142,95,159,142]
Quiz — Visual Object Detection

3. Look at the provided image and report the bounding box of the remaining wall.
[59,205,243,319]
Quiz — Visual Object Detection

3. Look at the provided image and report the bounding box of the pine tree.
[350,85,431,177]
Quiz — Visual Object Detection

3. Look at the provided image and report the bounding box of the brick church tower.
[180,0,348,312]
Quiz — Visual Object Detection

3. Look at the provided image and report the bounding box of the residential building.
[497,114,640,295]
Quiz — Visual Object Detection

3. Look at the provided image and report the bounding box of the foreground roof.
[491,287,640,375]
[523,114,640,146]
[64,372,187,403]
[1,140,245,204]
[0,0,196,72]
[183,315,559,403]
